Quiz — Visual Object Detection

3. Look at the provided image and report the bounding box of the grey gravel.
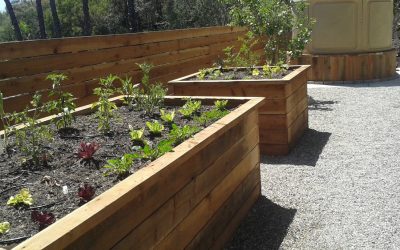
[226,77,400,250]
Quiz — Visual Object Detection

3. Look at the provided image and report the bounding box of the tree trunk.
[4,0,23,41]
[35,0,47,39]
[152,0,163,30]
[127,0,139,32]
[82,0,91,36]
[49,0,62,38]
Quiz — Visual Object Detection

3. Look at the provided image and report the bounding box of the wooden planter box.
[169,65,310,155]
[11,96,264,250]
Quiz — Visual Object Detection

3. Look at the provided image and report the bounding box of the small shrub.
[45,73,76,130]
[92,75,118,134]
[214,100,228,111]
[13,93,53,165]
[119,76,136,110]
[223,31,260,68]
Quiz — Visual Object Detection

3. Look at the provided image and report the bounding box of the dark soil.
[188,67,294,81]
[0,102,232,248]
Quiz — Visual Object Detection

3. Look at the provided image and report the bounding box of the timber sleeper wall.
[170,65,310,155]
[13,96,265,250]
[0,26,263,115]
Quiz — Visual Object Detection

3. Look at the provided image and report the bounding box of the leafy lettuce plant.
[78,142,100,160]
[146,121,164,136]
[178,99,202,119]
[128,125,145,145]
[134,140,173,161]
[160,109,175,124]
[168,124,200,146]
[45,73,76,130]
[31,211,55,230]
[195,109,229,127]
[0,222,10,235]
[214,100,228,111]
[7,188,34,207]
[103,153,135,177]
[78,184,95,202]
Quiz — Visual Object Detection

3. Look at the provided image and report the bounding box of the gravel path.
[226,78,400,250]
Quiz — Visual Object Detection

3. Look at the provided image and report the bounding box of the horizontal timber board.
[186,166,261,250]
[46,99,263,250]
[0,26,246,61]
[111,118,259,249]
[0,31,243,79]
[153,148,260,249]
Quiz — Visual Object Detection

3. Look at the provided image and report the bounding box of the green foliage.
[0,92,13,151]
[103,153,135,177]
[252,68,260,76]
[134,140,173,161]
[146,121,165,136]
[133,63,167,115]
[7,188,34,207]
[223,32,260,68]
[92,75,118,133]
[178,99,202,119]
[198,68,214,80]
[13,93,53,165]
[214,100,228,111]
[128,125,145,144]
[168,124,200,145]
[120,77,136,110]
[0,222,10,235]
[195,109,229,126]
[160,109,175,124]
[222,0,314,65]
[45,73,76,130]
[262,64,288,78]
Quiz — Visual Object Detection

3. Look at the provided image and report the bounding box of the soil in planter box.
[0,103,232,248]
[188,67,294,81]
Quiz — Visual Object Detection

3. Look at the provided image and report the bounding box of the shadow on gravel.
[225,196,296,250]
[308,96,338,111]
[262,129,331,167]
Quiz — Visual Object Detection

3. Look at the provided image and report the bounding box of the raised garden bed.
[169,65,310,155]
[0,95,264,249]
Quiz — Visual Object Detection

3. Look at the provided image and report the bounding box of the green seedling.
[214,100,229,111]
[168,124,200,146]
[103,153,136,177]
[146,121,164,136]
[160,109,175,124]
[0,222,10,235]
[7,188,34,207]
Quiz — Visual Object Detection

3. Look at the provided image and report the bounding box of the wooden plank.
[186,168,261,250]
[62,103,263,250]
[152,146,260,250]
[259,143,290,155]
[258,96,308,130]
[288,108,308,145]
[112,126,259,249]
[0,26,246,61]
[0,31,241,79]
[14,97,264,250]
[0,46,210,97]
[210,182,261,250]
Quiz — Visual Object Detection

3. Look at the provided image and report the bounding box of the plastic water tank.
[305,0,393,54]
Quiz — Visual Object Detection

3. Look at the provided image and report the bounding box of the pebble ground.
[226,78,400,250]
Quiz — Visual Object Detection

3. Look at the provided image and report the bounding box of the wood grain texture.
[0,26,250,115]
[296,49,396,81]
[170,65,310,155]
[13,96,265,250]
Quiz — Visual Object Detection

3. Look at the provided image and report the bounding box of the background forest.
[0,0,229,42]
